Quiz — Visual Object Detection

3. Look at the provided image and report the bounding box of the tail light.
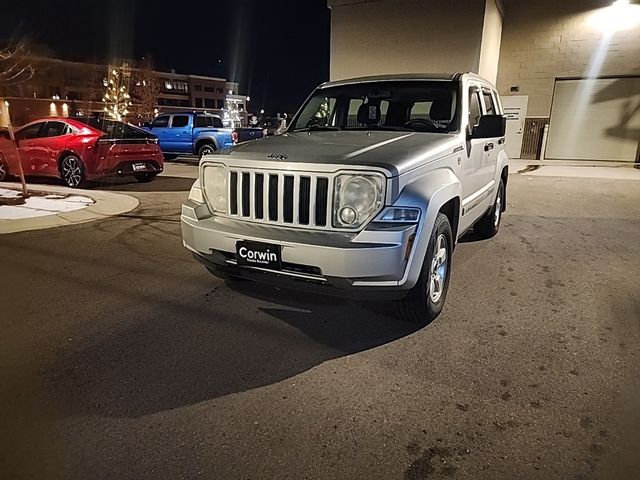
[231,131,239,144]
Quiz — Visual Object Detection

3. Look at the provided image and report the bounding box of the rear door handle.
[484,143,494,152]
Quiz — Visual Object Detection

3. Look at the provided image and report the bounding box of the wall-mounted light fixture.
[588,0,640,32]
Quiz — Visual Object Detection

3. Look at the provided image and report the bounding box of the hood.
[222,131,462,176]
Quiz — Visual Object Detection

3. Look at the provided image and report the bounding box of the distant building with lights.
[0,57,251,127]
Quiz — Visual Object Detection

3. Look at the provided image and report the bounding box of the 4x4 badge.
[267,153,288,160]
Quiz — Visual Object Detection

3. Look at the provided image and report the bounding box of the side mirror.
[469,115,506,139]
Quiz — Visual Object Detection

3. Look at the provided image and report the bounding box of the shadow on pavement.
[94,175,194,192]
[39,258,421,419]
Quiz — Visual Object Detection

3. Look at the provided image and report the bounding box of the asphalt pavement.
[1,164,639,479]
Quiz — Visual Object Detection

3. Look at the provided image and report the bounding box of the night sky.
[1,0,331,114]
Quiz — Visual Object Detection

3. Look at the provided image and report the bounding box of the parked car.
[0,117,163,187]
[181,73,508,323]
[144,112,265,160]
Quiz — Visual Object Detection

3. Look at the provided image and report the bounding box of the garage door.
[546,77,640,162]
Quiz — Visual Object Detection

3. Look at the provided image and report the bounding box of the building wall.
[328,0,487,80]
[496,0,640,117]
[478,0,503,84]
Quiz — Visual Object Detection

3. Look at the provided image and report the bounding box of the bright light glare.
[588,1,640,32]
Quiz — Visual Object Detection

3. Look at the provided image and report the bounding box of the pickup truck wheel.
[134,172,157,183]
[397,212,453,324]
[198,143,216,159]
[474,178,504,239]
[60,154,87,188]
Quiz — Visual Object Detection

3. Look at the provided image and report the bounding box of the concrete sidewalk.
[511,159,640,180]
[0,183,139,234]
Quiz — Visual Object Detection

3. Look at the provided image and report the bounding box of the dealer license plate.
[236,241,282,270]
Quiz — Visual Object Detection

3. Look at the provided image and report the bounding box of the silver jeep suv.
[181,73,509,323]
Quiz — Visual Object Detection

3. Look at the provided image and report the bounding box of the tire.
[397,212,453,324]
[197,143,216,159]
[134,172,157,183]
[0,154,9,182]
[474,178,505,239]
[60,154,87,188]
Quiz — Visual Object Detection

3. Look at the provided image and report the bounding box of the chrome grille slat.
[221,167,335,230]
[277,174,285,223]
[292,175,300,224]
[309,177,317,225]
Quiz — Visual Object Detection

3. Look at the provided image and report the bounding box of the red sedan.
[0,117,164,188]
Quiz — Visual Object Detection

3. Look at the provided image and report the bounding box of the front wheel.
[60,154,87,188]
[397,212,453,324]
[0,154,10,182]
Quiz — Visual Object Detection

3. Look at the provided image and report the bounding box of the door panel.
[15,122,46,174]
[502,95,528,159]
[36,121,71,175]
[459,86,488,233]
[169,115,192,153]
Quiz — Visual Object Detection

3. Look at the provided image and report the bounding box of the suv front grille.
[227,168,332,229]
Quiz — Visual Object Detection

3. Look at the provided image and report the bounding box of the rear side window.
[482,89,496,115]
[152,116,169,128]
[171,115,189,128]
[43,121,69,138]
[194,116,224,128]
[468,89,482,127]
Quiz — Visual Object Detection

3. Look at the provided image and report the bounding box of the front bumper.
[181,200,418,299]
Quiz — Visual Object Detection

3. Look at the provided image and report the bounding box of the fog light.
[339,206,357,225]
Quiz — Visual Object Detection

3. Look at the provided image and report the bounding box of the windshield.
[290,80,459,133]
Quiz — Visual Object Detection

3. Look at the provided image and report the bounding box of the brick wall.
[497,0,640,117]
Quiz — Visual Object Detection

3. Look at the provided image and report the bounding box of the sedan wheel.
[60,155,86,188]
[0,156,8,182]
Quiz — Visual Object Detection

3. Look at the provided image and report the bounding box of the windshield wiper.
[293,125,341,132]
[348,126,413,132]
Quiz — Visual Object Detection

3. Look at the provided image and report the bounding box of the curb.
[0,183,139,234]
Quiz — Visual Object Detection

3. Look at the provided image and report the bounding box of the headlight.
[188,179,204,204]
[333,173,384,228]
[202,164,228,213]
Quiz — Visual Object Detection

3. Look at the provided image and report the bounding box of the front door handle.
[484,142,494,152]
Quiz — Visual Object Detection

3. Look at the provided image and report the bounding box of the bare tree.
[132,59,160,123]
[0,38,36,197]
[0,39,36,86]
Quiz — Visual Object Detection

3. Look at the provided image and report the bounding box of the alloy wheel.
[61,156,83,187]
[0,159,7,182]
[428,234,448,303]
[494,187,502,227]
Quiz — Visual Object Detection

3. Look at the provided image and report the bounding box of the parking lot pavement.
[0,170,639,479]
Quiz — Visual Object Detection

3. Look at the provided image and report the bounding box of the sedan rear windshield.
[290,81,460,133]
[74,117,154,139]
